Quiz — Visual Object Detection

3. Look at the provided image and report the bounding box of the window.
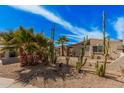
[93,46,97,52]
[9,51,16,57]
[93,46,103,53]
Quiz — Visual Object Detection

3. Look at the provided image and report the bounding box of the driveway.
[0,77,37,88]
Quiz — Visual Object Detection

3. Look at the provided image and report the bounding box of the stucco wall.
[67,39,123,60]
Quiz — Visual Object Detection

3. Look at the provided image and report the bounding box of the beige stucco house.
[56,39,124,60]
[0,37,18,64]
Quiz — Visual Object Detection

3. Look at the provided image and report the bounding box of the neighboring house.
[0,45,18,64]
[0,46,17,59]
[56,39,124,60]
[55,45,67,56]
[0,35,17,59]
[0,37,18,64]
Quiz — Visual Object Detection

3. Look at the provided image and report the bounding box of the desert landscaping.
[0,8,124,88]
[0,57,124,88]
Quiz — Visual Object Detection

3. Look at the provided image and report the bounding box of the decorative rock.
[65,74,70,77]
[21,69,31,74]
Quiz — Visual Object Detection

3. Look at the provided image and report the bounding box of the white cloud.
[113,17,124,39]
[63,27,104,41]
[10,5,105,42]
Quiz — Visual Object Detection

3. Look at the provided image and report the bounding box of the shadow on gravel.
[15,63,73,87]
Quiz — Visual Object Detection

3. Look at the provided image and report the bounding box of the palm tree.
[0,26,36,66]
[0,26,53,66]
[14,26,36,66]
[57,36,69,56]
[34,32,49,62]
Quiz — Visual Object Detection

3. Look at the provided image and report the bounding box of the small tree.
[56,36,69,56]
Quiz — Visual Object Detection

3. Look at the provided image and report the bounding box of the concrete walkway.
[108,53,124,73]
[0,77,37,88]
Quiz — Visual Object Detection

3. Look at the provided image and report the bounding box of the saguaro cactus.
[76,36,88,73]
[95,11,110,77]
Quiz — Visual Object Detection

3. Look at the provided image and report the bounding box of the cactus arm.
[82,58,87,66]
[76,36,88,73]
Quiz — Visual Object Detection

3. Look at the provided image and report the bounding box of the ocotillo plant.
[76,36,88,73]
[95,11,110,77]
[49,24,57,64]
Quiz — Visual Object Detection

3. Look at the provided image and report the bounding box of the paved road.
[0,77,37,88]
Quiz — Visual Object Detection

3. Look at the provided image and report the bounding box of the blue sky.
[0,5,124,44]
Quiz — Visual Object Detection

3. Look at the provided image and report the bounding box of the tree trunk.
[19,48,26,67]
[33,54,39,65]
[61,43,64,56]
[27,53,34,66]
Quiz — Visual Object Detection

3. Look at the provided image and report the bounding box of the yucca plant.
[95,11,110,77]
[76,36,88,73]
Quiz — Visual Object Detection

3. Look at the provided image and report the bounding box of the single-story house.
[56,39,124,60]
